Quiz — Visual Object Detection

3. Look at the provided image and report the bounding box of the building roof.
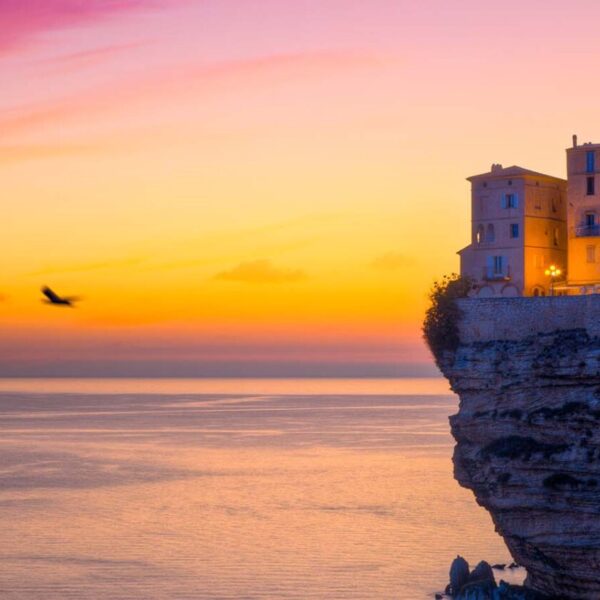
[567,141,600,152]
[467,164,565,182]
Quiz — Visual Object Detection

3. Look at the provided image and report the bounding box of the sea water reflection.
[0,379,519,599]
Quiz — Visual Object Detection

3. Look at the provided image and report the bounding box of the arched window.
[486,223,495,242]
[476,225,485,244]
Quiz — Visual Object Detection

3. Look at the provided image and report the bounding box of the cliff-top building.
[459,164,567,297]
[460,135,600,296]
[566,138,600,289]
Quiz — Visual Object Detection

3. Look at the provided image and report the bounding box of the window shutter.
[514,193,519,209]
[501,194,507,209]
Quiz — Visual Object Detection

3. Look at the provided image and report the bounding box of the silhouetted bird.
[41,286,80,307]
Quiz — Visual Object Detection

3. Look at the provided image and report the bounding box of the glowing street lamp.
[544,264,562,296]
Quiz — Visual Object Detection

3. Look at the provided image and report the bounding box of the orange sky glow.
[2,0,599,376]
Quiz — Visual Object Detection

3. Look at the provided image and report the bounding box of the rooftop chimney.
[573,134,578,148]
[491,163,503,173]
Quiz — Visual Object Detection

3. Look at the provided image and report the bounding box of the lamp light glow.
[545,264,562,295]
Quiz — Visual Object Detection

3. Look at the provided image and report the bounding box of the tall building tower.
[459,164,567,296]
[566,136,600,289]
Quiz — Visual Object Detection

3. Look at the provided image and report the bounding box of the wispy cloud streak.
[370,251,417,271]
[214,260,308,284]
[0,50,384,139]
[41,40,151,70]
[0,1,155,53]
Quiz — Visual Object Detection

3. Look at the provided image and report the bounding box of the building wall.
[456,295,600,343]
[461,177,525,295]
[567,144,600,285]
[460,173,566,297]
[522,178,567,295]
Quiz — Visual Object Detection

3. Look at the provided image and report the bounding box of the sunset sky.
[2,0,599,376]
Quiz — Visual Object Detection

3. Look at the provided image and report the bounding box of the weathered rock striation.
[437,296,600,600]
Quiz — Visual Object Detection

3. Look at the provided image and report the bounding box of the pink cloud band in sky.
[0,0,157,52]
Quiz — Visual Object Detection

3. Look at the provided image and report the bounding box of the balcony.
[482,266,511,281]
[575,225,600,237]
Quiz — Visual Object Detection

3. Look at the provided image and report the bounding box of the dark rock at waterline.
[492,564,506,570]
[496,582,550,600]
[449,555,470,595]
[453,560,496,600]
[446,557,496,598]
[455,578,496,600]
[441,557,550,599]
[452,581,550,600]
[496,581,547,599]
[469,561,495,586]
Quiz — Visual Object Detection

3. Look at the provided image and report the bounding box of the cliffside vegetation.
[423,273,473,362]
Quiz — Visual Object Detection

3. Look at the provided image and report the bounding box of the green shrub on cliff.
[423,273,473,361]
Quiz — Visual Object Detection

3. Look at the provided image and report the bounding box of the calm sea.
[0,378,523,599]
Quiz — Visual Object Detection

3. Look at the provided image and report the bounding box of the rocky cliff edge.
[437,296,600,599]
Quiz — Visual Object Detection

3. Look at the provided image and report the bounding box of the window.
[508,180,512,186]
[493,256,504,274]
[587,176,595,195]
[587,245,596,263]
[487,255,506,279]
[502,193,518,208]
[587,151,595,173]
[486,223,495,242]
[552,197,557,213]
[554,227,559,246]
[586,213,597,227]
[510,223,519,239]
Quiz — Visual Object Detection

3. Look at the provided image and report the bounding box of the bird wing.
[42,286,61,302]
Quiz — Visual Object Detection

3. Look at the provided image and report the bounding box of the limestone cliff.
[437,296,600,600]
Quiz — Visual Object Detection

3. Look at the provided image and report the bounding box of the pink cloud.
[42,40,151,70]
[0,50,384,138]
[0,0,156,53]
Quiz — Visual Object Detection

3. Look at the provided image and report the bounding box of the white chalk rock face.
[438,324,600,599]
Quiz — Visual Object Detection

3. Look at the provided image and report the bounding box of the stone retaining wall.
[457,295,600,342]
